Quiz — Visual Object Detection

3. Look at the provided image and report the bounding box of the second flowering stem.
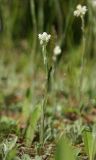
[40,44,49,145]
[42,45,48,90]
[74,4,87,110]
[79,16,86,105]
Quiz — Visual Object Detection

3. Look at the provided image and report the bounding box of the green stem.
[42,45,49,92]
[40,97,46,145]
[40,45,49,145]
[52,61,56,91]
[79,16,86,109]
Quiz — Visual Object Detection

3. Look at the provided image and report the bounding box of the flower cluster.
[54,45,61,56]
[38,32,51,46]
[92,0,96,7]
[53,45,61,61]
[74,4,87,17]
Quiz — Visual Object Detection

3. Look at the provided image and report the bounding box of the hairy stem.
[40,45,49,145]
[79,16,86,109]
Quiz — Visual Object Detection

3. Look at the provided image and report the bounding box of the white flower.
[53,45,61,56]
[52,45,61,62]
[92,0,96,7]
[38,32,51,46]
[74,4,87,17]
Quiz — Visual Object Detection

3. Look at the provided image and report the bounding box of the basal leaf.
[55,135,76,160]
[25,104,41,147]
[82,130,93,160]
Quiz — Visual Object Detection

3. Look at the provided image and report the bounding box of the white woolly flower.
[52,45,61,62]
[74,4,87,17]
[53,45,61,56]
[92,0,96,7]
[38,32,51,46]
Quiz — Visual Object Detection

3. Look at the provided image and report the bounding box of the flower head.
[52,45,61,62]
[38,32,51,46]
[92,0,96,7]
[74,4,87,17]
[53,45,61,56]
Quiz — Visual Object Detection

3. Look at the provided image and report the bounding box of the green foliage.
[55,135,78,160]
[0,116,18,136]
[65,119,85,144]
[21,154,31,160]
[0,136,17,160]
[25,104,41,147]
[22,98,32,120]
[82,125,96,160]
[6,149,17,160]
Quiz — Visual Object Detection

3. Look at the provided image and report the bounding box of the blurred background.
[0,0,96,57]
[0,0,96,113]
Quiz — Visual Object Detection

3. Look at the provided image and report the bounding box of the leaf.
[6,148,17,160]
[55,135,76,160]
[25,104,41,147]
[22,99,32,120]
[6,136,18,151]
[0,136,17,160]
[92,125,96,159]
[0,116,18,135]
[83,126,96,160]
[83,130,92,159]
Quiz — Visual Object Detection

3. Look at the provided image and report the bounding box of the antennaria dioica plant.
[38,32,51,145]
[74,4,87,109]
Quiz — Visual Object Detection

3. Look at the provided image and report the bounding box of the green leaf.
[6,148,17,160]
[25,104,41,147]
[82,130,95,160]
[0,136,17,160]
[92,125,96,159]
[55,135,76,160]
[6,136,18,151]
[83,131,92,159]
[22,99,32,120]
